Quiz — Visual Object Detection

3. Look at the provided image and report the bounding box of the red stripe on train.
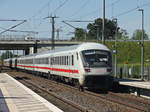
[17,65,79,74]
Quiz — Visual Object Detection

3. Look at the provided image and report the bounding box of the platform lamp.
[138,8,144,80]
[112,18,118,78]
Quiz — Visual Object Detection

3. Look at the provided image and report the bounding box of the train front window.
[82,50,112,67]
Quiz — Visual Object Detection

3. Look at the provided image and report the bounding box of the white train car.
[3,58,11,67]
[3,58,17,69]
[17,55,35,71]
[16,42,113,90]
[11,58,17,68]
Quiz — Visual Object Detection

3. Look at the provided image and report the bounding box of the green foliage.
[105,41,150,64]
[75,28,86,41]
[117,29,129,40]
[73,18,129,41]
[87,18,118,40]
[132,29,149,40]
[0,51,16,60]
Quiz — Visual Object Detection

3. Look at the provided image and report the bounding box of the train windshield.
[82,50,112,67]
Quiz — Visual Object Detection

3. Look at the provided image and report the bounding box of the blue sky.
[0,0,150,40]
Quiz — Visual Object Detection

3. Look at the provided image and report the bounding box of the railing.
[115,64,150,81]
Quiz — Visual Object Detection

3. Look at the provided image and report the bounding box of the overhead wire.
[136,0,140,8]
[68,0,91,19]
[53,0,69,14]
[24,0,53,28]
[29,0,53,20]
[111,0,121,5]
[115,1,150,17]
[0,20,27,35]
[0,27,38,34]
[70,0,121,20]
[29,0,69,33]
[24,0,54,34]
[110,0,122,18]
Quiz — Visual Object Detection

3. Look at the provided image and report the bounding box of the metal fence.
[116,65,150,80]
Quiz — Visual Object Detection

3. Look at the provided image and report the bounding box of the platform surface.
[0,73,63,112]
[118,78,150,89]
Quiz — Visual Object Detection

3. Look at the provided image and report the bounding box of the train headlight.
[84,68,91,72]
[107,68,112,72]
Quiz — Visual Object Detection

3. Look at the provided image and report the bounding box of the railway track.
[19,78,90,112]
[85,91,150,112]
[44,74,150,112]
[108,92,150,108]
[7,71,150,112]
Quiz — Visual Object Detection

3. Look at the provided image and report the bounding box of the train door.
[68,55,71,77]
[70,53,78,78]
[32,58,34,72]
[49,56,53,75]
[9,59,12,68]
[15,59,17,69]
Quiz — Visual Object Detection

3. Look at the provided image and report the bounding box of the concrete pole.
[115,19,118,78]
[113,18,118,78]
[51,17,55,50]
[102,0,105,44]
[138,9,144,80]
[97,27,99,41]
[84,29,87,41]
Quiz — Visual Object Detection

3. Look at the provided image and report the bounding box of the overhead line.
[0,20,27,35]
[62,21,77,29]
[116,7,138,17]
[0,27,38,34]
[75,10,98,19]
[106,0,122,8]
[71,0,121,20]
[115,1,150,17]
[68,0,90,18]
[0,19,26,22]
[64,20,94,22]
[29,0,53,19]
[25,0,53,31]
[53,0,69,13]
[111,0,121,5]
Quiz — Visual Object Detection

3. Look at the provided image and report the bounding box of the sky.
[0,0,150,40]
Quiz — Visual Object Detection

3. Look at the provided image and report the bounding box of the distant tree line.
[0,51,18,60]
[71,18,149,41]
[132,29,148,40]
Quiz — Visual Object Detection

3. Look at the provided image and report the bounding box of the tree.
[74,28,86,41]
[87,18,118,40]
[1,51,15,60]
[132,29,149,40]
[117,29,129,40]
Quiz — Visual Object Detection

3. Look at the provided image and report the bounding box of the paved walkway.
[0,73,63,112]
[118,78,150,89]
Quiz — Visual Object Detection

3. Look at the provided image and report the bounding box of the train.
[3,42,114,90]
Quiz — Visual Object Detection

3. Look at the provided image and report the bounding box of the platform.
[0,73,63,112]
[118,78,150,89]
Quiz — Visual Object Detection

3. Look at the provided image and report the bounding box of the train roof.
[19,42,110,58]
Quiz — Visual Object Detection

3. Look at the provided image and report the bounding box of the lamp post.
[112,18,118,78]
[84,29,87,41]
[138,9,144,80]
[94,25,100,41]
[102,0,105,44]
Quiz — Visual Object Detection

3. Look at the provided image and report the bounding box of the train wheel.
[74,80,84,92]
[48,72,51,79]
[79,86,84,92]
